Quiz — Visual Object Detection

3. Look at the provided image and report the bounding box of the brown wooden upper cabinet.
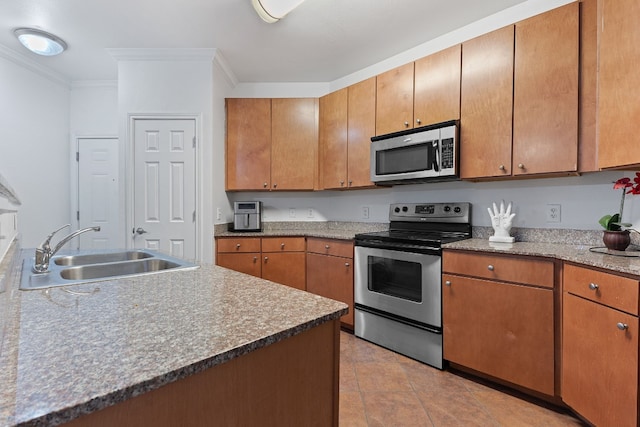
[319,78,376,190]
[375,45,461,136]
[597,0,640,169]
[226,98,318,191]
[461,2,580,180]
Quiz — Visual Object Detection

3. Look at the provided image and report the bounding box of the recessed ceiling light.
[251,0,306,23]
[13,28,67,56]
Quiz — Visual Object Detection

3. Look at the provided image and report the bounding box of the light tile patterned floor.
[339,331,587,427]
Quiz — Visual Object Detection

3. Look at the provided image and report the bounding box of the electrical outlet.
[307,208,314,218]
[216,207,222,221]
[546,204,561,223]
[362,206,370,219]
[289,208,296,218]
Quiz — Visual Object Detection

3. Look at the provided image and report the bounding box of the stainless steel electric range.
[354,202,472,369]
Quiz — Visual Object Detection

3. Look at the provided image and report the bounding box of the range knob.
[454,206,461,213]
[402,206,408,212]
[444,206,451,212]
[394,207,401,213]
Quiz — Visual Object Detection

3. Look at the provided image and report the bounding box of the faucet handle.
[41,224,71,249]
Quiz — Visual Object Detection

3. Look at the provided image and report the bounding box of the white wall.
[116,52,216,262]
[70,81,118,137]
[225,0,640,232]
[0,54,70,248]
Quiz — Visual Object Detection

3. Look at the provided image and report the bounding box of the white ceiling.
[0,0,526,84]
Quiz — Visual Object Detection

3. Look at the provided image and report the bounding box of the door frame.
[126,114,201,261]
[71,135,119,241]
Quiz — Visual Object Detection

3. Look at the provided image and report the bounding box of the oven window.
[367,256,422,302]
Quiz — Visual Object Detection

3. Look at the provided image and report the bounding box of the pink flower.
[614,177,633,189]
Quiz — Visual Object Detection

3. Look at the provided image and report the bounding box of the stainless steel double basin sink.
[20,250,199,290]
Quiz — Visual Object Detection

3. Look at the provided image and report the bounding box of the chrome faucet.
[33,224,101,273]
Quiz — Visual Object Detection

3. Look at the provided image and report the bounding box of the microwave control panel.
[440,137,454,169]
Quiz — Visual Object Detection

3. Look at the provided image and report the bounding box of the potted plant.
[599,172,640,251]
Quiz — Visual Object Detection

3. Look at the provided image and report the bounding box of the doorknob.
[133,227,148,235]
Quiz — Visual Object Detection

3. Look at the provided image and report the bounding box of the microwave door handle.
[433,142,440,172]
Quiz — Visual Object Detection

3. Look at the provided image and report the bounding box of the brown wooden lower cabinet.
[64,320,340,427]
[562,263,639,427]
[306,237,354,329]
[442,250,556,396]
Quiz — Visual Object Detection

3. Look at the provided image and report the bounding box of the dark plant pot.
[603,230,631,251]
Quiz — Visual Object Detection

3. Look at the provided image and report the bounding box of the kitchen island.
[0,243,347,426]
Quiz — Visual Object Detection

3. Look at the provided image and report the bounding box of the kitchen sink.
[54,250,153,266]
[20,250,199,290]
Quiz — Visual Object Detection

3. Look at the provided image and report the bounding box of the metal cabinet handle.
[518,163,525,169]
[264,256,268,261]
[617,322,629,331]
[263,182,268,188]
[445,280,452,286]
[236,243,241,249]
[345,262,350,267]
[589,283,599,291]
[416,119,421,125]
[487,265,494,271]
[404,121,409,127]
[348,180,352,186]
[253,256,257,262]
[499,165,506,171]
[273,183,277,188]
[325,245,330,249]
[280,243,285,249]
[340,180,344,186]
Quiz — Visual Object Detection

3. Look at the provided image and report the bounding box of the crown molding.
[0,43,70,88]
[212,50,238,88]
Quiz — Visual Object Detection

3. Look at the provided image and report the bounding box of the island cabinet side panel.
[63,320,340,427]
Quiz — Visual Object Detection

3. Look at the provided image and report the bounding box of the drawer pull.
[617,322,629,331]
[325,245,330,249]
[487,265,494,271]
[253,256,257,262]
[589,283,599,291]
[281,243,285,249]
[445,280,452,287]
[345,262,350,267]
[236,244,241,249]
[264,256,268,261]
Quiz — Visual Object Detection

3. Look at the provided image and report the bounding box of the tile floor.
[339,331,587,427]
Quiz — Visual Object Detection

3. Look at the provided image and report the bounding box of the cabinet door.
[563,293,638,427]
[271,98,318,191]
[320,88,348,190]
[217,253,261,277]
[225,98,272,190]
[443,274,555,395]
[414,45,461,126]
[375,63,414,135]
[307,252,354,328]
[347,77,376,188]
[262,252,306,290]
[598,0,640,169]
[460,26,514,179]
[513,2,579,176]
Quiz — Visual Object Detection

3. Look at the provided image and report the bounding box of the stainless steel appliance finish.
[233,201,262,231]
[370,120,458,185]
[354,202,471,369]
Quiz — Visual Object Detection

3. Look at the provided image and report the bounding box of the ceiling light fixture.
[251,0,306,23]
[13,28,67,56]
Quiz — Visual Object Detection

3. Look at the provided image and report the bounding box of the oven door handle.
[354,239,442,256]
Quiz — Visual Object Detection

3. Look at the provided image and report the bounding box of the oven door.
[354,245,442,328]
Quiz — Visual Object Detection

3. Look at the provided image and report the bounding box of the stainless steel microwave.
[370,120,459,185]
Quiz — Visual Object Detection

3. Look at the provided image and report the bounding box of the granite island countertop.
[444,238,640,277]
[0,244,347,427]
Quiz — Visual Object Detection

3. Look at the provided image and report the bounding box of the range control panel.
[389,202,471,223]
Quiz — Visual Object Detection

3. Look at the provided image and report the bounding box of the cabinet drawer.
[262,237,306,252]
[443,250,554,288]
[306,238,353,258]
[216,253,261,277]
[564,263,639,315]
[216,237,261,253]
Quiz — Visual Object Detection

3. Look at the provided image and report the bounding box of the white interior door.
[77,137,120,249]
[132,119,197,261]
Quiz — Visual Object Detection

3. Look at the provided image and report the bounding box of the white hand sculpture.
[487,201,516,242]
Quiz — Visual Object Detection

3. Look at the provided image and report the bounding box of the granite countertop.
[0,244,347,427]
[444,238,640,277]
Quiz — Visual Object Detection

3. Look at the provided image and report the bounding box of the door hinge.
[76,152,79,162]
[192,136,196,148]
[76,211,80,221]
[193,210,196,222]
